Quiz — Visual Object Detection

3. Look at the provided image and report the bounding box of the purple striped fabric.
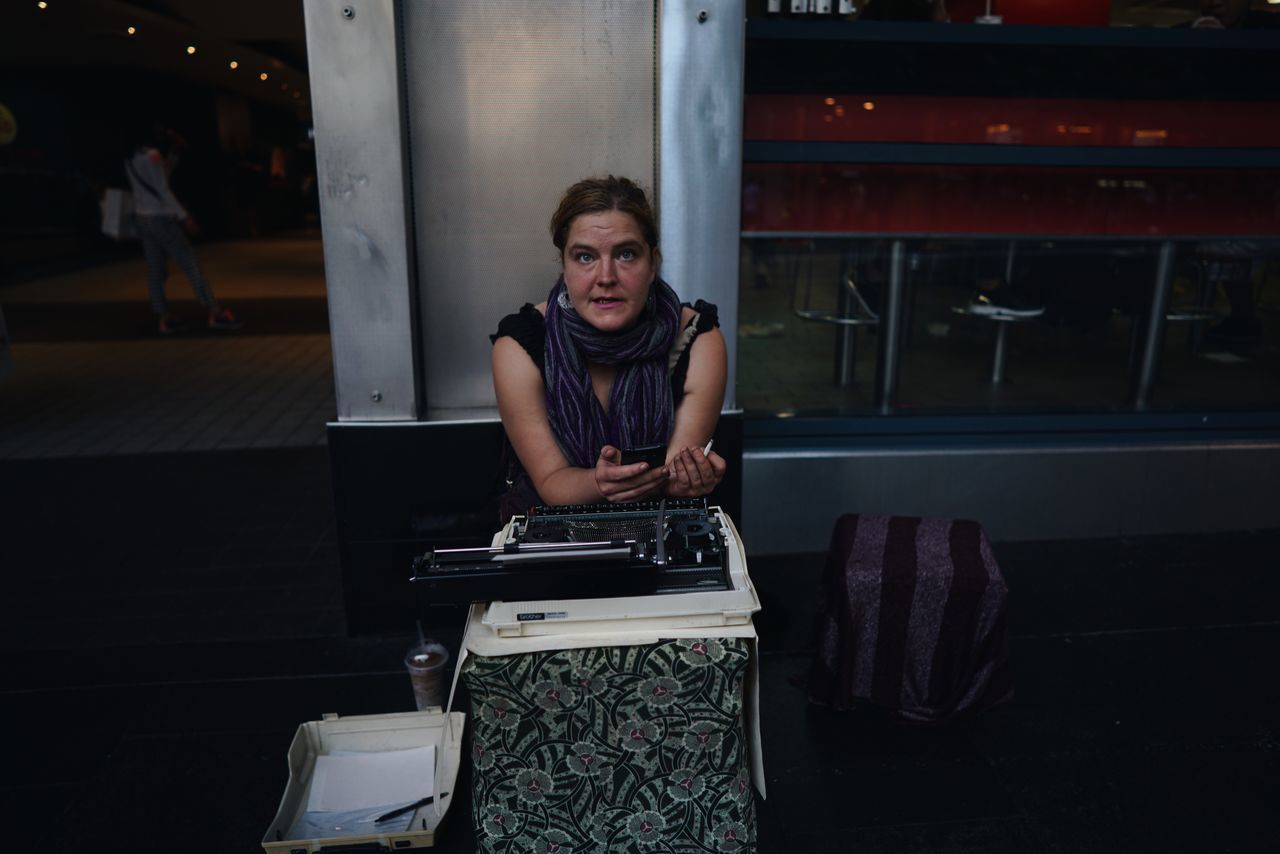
[809,514,1013,723]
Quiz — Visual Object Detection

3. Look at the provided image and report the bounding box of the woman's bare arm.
[664,316,728,497]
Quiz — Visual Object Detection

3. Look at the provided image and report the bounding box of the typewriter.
[412,499,759,636]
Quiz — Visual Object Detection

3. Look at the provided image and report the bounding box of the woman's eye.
[618,248,637,261]
[575,252,594,264]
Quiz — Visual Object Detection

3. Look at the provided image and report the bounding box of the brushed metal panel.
[1128,444,1213,536]
[743,442,1280,554]
[403,1,657,410]
[303,0,419,420]
[1202,444,1280,532]
[659,1,745,410]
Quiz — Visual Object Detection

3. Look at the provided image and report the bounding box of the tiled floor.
[0,236,333,459]
[1,234,328,305]
[0,335,333,458]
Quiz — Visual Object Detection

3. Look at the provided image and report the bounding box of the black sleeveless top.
[490,299,720,519]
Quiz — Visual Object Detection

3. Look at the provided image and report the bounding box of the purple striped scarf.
[543,276,681,468]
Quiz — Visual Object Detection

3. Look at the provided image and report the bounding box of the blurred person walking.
[125,124,242,335]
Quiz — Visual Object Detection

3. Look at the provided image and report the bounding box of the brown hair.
[549,175,659,255]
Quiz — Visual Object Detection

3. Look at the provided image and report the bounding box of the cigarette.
[702,439,714,456]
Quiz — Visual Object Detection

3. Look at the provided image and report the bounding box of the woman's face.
[561,209,657,333]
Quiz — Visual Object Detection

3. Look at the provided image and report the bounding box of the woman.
[492,175,727,513]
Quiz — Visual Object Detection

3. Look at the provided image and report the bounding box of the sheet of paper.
[306,746,435,812]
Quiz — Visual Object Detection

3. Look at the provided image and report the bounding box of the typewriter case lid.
[261,709,464,853]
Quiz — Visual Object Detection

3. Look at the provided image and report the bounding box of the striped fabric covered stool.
[808,514,1013,723]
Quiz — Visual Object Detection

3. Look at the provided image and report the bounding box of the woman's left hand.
[664,446,726,498]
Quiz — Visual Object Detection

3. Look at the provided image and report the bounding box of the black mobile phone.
[620,443,666,469]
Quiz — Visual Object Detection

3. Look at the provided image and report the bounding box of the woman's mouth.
[592,297,623,309]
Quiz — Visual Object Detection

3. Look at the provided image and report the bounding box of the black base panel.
[416,560,660,605]
[329,415,743,636]
[415,559,730,605]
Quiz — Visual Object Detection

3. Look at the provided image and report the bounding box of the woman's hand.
[594,445,670,502]
[664,446,726,498]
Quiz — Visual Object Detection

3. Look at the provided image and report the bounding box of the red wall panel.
[741,164,1280,236]
[745,94,1280,149]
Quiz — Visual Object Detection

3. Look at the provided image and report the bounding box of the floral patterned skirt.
[461,638,757,853]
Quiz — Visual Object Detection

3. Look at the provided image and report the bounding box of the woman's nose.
[597,256,618,284]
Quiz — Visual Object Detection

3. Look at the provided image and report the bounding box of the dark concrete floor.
[3,243,1277,852]
[3,446,1278,852]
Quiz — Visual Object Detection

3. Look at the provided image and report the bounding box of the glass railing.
[737,235,1280,415]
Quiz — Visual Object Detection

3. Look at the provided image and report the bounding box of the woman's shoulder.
[492,303,547,372]
[682,299,719,334]
[491,302,545,343]
[669,299,721,391]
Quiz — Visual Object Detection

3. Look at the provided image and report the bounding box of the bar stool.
[1127,260,1223,371]
[1256,260,1280,314]
[1179,257,1232,351]
[793,271,880,386]
[950,305,1036,385]
[948,240,1040,384]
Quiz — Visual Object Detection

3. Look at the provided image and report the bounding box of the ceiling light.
[824,97,836,106]
[127,26,136,35]
[229,60,238,69]
[260,72,269,81]
[186,45,197,55]
[862,101,875,111]
[37,1,48,9]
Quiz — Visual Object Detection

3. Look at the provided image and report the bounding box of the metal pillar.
[875,239,906,413]
[660,1,745,410]
[990,320,1011,384]
[834,281,857,386]
[1131,240,1178,410]
[303,0,420,420]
